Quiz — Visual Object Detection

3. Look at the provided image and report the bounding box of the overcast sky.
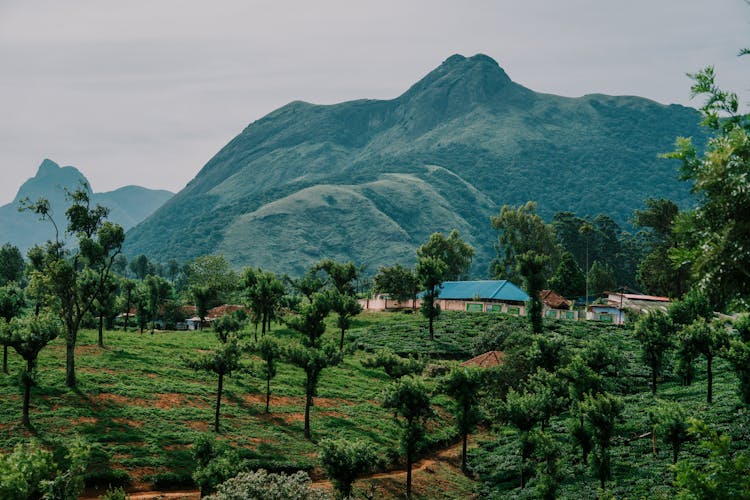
[0,0,747,205]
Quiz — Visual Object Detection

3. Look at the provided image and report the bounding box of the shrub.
[204,469,330,500]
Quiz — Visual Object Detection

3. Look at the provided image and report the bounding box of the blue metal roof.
[434,280,530,302]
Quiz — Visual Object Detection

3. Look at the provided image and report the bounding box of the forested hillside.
[123,54,707,276]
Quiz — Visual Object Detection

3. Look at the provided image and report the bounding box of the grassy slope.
[1,311,748,499]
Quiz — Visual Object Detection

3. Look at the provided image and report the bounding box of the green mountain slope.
[0,159,173,252]
[123,54,707,275]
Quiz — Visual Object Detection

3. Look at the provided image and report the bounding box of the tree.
[491,202,559,282]
[319,438,375,498]
[517,251,549,334]
[634,198,690,297]
[143,275,172,332]
[500,388,543,488]
[727,314,750,404]
[382,376,433,499]
[192,285,217,330]
[682,319,728,404]
[185,255,238,304]
[532,430,562,500]
[547,251,585,299]
[372,264,419,307]
[581,392,624,490]
[128,254,153,280]
[212,314,243,343]
[242,268,286,339]
[93,275,118,347]
[663,62,750,308]
[634,311,674,394]
[0,283,25,374]
[20,186,125,388]
[183,335,241,433]
[439,366,484,472]
[118,279,137,331]
[315,260,362,350]
[587,260,616,296]
[285,269,325,304]
[253,336,281,413]
[415,230,474,281]
[652,401,690,464]
[0,243,25,286]
[0,314,61,427]
[674,419,750,498]
[285,342,343,440]
[416,256,446,341]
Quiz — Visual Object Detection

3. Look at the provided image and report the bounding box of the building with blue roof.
[360,280,530,315]
[434,280,529,315]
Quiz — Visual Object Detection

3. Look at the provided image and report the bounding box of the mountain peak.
[398,53,519,111]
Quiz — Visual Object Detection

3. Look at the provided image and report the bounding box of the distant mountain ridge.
[0,159,173,252]
[123,53,707,276]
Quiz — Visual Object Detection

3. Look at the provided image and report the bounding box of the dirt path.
[312,439,464,487]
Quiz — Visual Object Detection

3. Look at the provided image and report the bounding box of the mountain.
[0,159,173,252]
[123,54,708,276]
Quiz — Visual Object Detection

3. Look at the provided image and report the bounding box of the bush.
[0,441,56,499]
[204,469,330,500]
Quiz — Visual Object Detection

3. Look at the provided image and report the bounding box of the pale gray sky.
[0,0,747,204]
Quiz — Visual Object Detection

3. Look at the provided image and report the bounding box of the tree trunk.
[304,389,312,440]
[406,447,413,499]
[651,367,657,395]
[65,337,76,388]
[707,354,713,404]
[2,345,7,374]
[261,313,267,336]
[429,316,434,341]
[339,326,345,351]
[265,375,271,413]
[22,358,32,428]
[673,444,679,464]
[461,431,468,473]
[98,312,104,348]
[214,372,223,433]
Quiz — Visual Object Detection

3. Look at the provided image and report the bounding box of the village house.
[540,289,578,320]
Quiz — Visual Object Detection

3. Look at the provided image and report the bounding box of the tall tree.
[0,243,25,286]
[183,334,241,433]
[581,392,624,490]
[315,260,362,350]
[319,438,375,499]
[633,198,690,297]
[372,264,419,307]
[415,256,446,341]
[118,279,137,331]
[285,342,343,440]
[517,251,549,334]
[252,336,281,413]
[682,319,728,404]
[415,230,474,281]
[93,275,118,347]
[500,388,543,489]
[547,251,585,299]
[0,283,25,374]
[0,314,61,427]
[652,401,690,464]
[21,186,125,388]
[491,201,559,282]
[128,254,153,280]
[727,314,750,404]
[242,268,286,338]
[439,366,484,472]
[634,311,674,394]
[587,260,616,295]
[663,62,750,308]
[382,376,433,499]
[185,255,238,305]
[143,274,172,332]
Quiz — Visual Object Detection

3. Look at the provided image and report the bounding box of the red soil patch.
[185,420,210,432]
[111,417,143,427]
[92,393,149,407]
[71,416,98,425]
[90,392,206,410]
[163,443,188,451]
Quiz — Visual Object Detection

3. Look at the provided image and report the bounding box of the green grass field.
[0,311,748,498]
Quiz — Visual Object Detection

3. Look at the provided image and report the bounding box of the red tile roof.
[461,351,506,369]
